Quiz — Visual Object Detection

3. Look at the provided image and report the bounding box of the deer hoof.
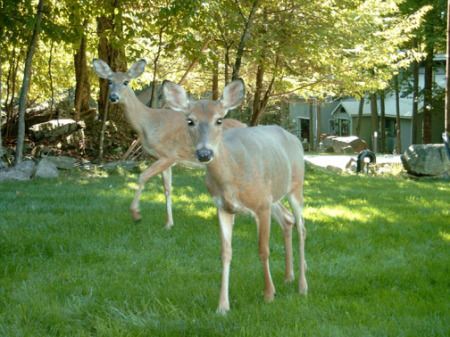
[164,222,174,230]
[130,209,142,222]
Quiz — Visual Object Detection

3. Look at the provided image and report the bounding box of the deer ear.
[162,80,190,113]
[220,78,245,113]
[128,59,146,79]
[93,58,113,79]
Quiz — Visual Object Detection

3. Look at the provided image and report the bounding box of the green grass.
[0,165,449,336]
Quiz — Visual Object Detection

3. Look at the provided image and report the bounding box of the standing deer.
[162,79,307,312]
[92,59,245,229]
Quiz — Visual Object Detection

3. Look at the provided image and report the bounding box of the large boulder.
[29,119,81,140]
[35,158,59,179]
[44,156,76,170]
[0,159,36,182]
[401,144,450,176]
[321,136,368,153]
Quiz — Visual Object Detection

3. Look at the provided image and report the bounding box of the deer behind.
[162,79,307,312]
[93,59,245,229]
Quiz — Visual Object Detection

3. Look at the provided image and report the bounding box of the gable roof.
[332,95,424,119]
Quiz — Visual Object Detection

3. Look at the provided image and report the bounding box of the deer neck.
[119,87,152,130]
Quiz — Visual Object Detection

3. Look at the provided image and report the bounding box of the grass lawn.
[0,164,449,336]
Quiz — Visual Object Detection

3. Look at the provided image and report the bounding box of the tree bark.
[394,75,402,153]
[356,95,364,137]
[96,4,127,126]
[445,0,450,134]
[309,102,314,151]
[0,39,3,156]
[412,40,419,144]
[14,0,45,165]
[422,49,433,144]
[232,0,259,80]
[316,103,321,149]
[370,92,379,152]
[380,91,386,153]
[212,58,219,100]
[74,19,91,121]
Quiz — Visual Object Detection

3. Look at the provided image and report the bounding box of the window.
[330,118,350,136]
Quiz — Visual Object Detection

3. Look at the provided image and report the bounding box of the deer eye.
[187,118,195,126]
[108,79,112,85]
[216,118,223,125]
[123,81,129,86]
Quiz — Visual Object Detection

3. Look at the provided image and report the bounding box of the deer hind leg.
[217,208,235,314]
[256,209,276,303]
[161,167,174,230]
[129,159,175,224]
[272,201,295,283]
[286,189,308,296]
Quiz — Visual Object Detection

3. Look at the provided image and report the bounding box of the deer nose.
[196,149,214,163]
[110,93,119,103]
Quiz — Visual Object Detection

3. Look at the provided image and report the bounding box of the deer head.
[93,59,146,103]
[162,79,245,163]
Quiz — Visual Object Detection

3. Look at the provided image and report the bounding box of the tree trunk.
[48,41,55,120]
[316,103,321,149]
[224,46,231,85]
[0,40,3,156]
[74,19,91,121]
[309,102,314,151]
[370,92,379,152]
[232,0,259,80]
[96,6,127,126]
[251,62,264,125]
[445,0,450,134]
[150,24,166,108]
[6,49,19,139]
[356,95,364,137]
[422,49,433,144]
[14,0,45,165]
[212,58,219,100]
[412,40,419,144]
[380,91,386,153]
[394,75,402,153]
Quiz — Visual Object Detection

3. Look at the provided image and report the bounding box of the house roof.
[332,95,424,119]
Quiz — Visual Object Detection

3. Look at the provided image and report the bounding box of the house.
[289,54,446,153]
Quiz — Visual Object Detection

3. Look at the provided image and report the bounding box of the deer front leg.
[130,159,175,223]
[217,208,235,314]
[257,209,276,302]
[161,167,174,230]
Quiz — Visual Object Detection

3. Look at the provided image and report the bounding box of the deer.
[92,58,246,229]
[162,78,307,313]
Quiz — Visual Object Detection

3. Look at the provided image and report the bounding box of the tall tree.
[15,0,45,165]
[394,75,402,153]
[96,0,127,126]
[370,93,379,152]
[74,19,91,121]
[356,95,365,137]
[445,0,450,134]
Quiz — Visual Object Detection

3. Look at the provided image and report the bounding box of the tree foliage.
[0,0,446,159]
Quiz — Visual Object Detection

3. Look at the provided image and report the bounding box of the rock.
[64,129,85,145]
[0,159,36,182]
[35,158,59,179]
[401,144,450,176]
[29,118,81,140]
[44,156,76,170]
[326,165,343,174]
[16,160,36,177]
[321,136,368,153]
[102,161,143,174]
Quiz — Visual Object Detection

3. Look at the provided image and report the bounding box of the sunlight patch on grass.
[438,231,450,242]
[305,205,374,227]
